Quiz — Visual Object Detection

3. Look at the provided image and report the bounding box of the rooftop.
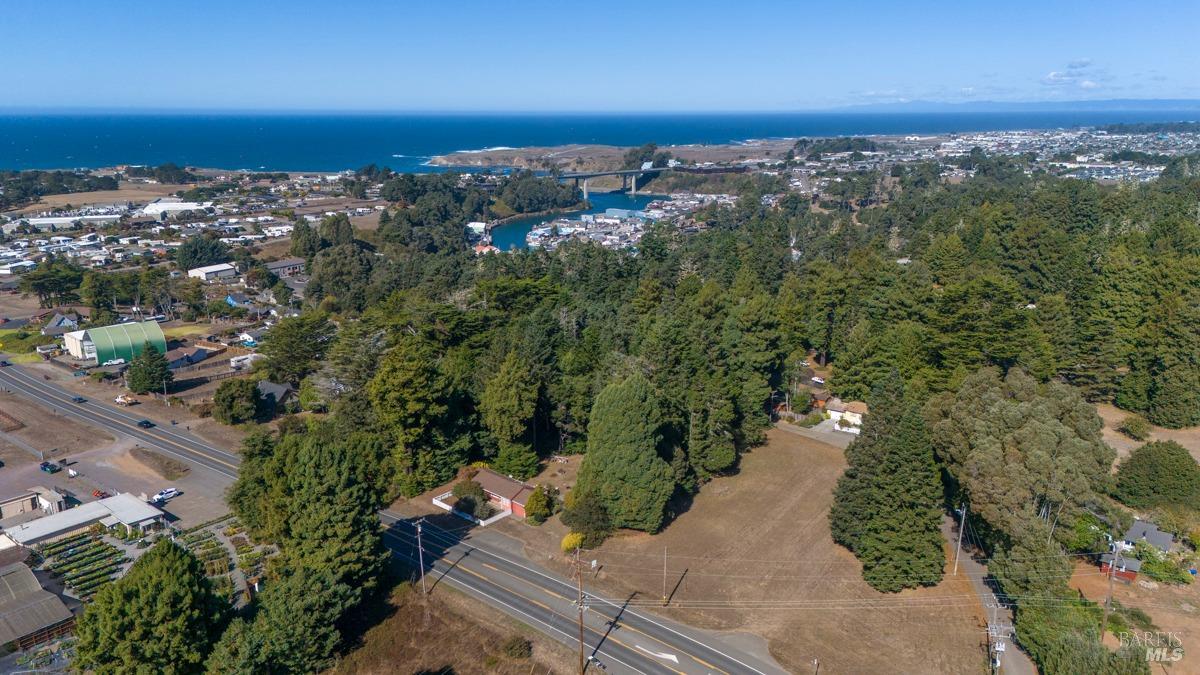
[3,493,163,546]
[0,563,72,646]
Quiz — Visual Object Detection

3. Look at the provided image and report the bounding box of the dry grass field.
[13,181,193,213]
[330,580,575,675]
[498,427,989,674]
[1096,402,1200,463]
[1070,562,1200,674]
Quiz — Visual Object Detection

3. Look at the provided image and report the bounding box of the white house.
[826,398,869,435]
[187,263,237,282]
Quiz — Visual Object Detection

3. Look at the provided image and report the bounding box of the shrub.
[560,488,611,548]
[1115,441,1200,509]
[1118,415,1151,441]
[501,636,532,659]
[1134,542,1193,585]
[451,479,493,519]
[524,485,551,525]
[560,532,583,554]
[796,411,824,428]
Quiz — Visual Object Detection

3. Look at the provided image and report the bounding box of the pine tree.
[575,373,674,532]
[75,540,224,673]
[481,351,538,446]
[925,232,967,286]
[125,341,172,394]
[1144,295,1200,428]
[492,441,540,480]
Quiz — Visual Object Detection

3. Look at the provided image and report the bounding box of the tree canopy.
[75,540,224,674]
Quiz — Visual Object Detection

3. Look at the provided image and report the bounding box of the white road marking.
[636,646,680,664]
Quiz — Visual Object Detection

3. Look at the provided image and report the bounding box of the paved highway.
[0,363,240,480]
[0,362,786,674]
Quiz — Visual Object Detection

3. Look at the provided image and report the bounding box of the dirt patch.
[0,391,114,457]
[490,427,986,674]
[1096,403,1200,464]
[331,580,574,675]
[1069,562,1200,673]
[0,293,45,321]
[131,447,190,480]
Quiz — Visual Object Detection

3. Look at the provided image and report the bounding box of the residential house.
[237,328,266,346]
[1100,553,1143,582]
[1119,520,1174,554]
[264,257,306,278]
[433,468,536,521]
[225,292,252,308]
[40,312,79,337]
[256,381,294,415]
[826,398,868,434]
[164,346,209,370]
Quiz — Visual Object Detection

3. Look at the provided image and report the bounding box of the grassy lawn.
[162,323,216,339]
[0,328,55,354]
[6,352,42,364]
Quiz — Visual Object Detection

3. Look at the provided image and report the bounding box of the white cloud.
[1079,80,1100,90]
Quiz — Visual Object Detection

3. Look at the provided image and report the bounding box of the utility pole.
[1101,548,1119,637]
[415,518,427,595]
[986,604,1011,675]
[662,546,668,606]
[575,547,586,674]
[953,501,968,576]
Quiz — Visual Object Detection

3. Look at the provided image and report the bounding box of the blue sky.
[6,0,1198,111]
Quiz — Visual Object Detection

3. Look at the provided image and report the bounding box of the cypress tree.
[829,373,944,592]
[575,373,674,532]
[125,341,172,395]
[75,540,224,673]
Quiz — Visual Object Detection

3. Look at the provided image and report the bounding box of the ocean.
[0,110,1186,172]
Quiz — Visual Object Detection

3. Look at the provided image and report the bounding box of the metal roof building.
[62,321,167,365]
[1,494,166,547]
[0,563,74,650]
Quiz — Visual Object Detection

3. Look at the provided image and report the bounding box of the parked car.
[811,376,826,385]
[152,488,179,503]
[71,396,87,404]
[102,358,126,367]
[136,419,154,429]
[92,490,110,499]
[38,462,61,474]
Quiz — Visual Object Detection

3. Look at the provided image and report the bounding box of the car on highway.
[152,488,179,503]
[38,461,61,474]
[71,396,87,404]
[0,360,10,367]
[136,419,155,429]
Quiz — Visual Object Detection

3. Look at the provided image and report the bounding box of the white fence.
[431,491,511,527]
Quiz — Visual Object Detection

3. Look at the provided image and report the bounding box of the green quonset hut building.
[62,321,167,365]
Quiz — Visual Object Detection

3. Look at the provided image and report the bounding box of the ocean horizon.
[0,110,1188,172]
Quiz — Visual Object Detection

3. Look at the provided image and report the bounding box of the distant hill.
[827,99,1200,114]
